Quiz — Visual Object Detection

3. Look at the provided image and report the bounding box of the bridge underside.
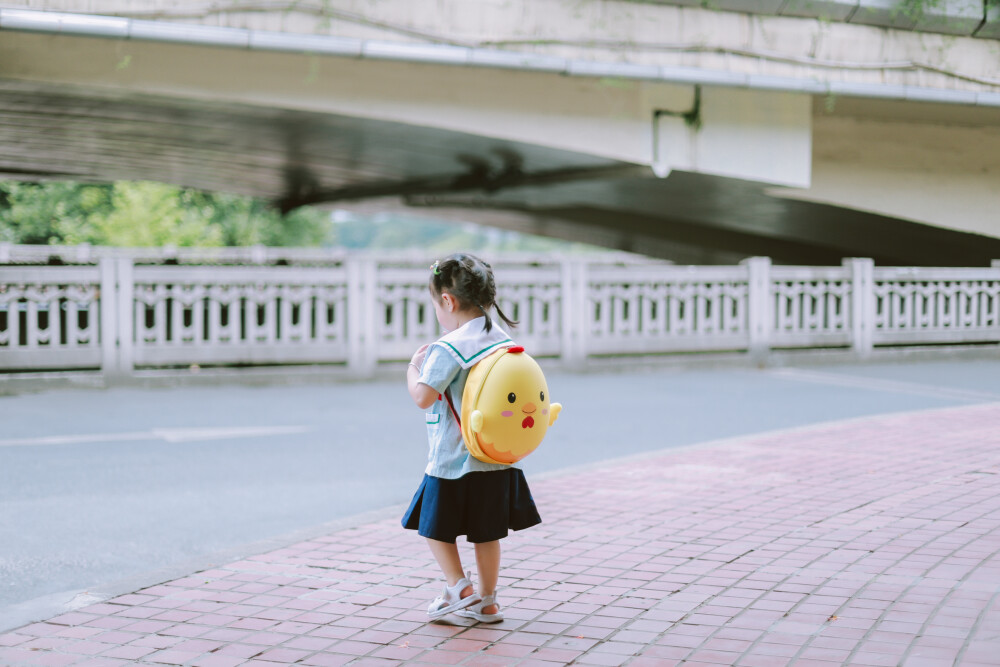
[3,80,999,266]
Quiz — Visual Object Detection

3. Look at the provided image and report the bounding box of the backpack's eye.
[507,392,516,403]
[540,391,545,402]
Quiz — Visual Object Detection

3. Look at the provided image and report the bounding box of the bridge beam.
[1,4,999,263]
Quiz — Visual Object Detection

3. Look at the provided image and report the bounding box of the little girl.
[402,253,542,623]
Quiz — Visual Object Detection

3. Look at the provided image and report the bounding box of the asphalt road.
[2,357,999,632]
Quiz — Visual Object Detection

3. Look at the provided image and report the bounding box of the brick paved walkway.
[2,403,999,667]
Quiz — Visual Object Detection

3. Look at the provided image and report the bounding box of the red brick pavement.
[2,403,999,666]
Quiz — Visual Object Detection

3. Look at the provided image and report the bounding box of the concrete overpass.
[1,0,999,265]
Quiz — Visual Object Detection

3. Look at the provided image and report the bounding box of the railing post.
[74,243,92,263]
[845,258,875,357]
[363,258,378,374]
[995,262,1000,348]
[743,256,771,359]
[560,257,587,367]
[347,255,377,378]
[99,258,119,378]
[116,258,135,376]
[250,244,267,264]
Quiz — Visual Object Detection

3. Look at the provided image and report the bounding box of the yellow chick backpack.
[443,345,562,465]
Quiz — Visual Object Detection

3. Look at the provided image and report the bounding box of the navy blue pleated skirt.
[401,469,541,544]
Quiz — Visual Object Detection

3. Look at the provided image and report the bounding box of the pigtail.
[471,257,517,333]
[478,304,494,333]
[493,303,518,331]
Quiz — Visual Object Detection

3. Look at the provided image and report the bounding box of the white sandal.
[427,575,481,619]
[454,593,504,623]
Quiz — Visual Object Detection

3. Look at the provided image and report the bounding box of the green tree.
[0,181,111,245]
[0,179,597,253]
[90,181,224,247]
[0,180,332,248]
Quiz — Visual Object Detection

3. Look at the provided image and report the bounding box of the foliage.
[0,181,111,245]
[897,0,939,20]
[0,180,332,248]
[896,0,999,20]
[0,180,602,253]
[89,182,224,247]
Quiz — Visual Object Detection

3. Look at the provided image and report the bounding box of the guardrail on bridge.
[1,249,998,379]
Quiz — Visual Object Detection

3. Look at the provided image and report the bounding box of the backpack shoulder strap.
[443,390,461,427]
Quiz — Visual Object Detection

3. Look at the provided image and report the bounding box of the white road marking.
[152,426,312,443]
[0,425,313,448]
[769,368,1000,402]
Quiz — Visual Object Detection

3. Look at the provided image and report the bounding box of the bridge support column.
[654,89,812,189]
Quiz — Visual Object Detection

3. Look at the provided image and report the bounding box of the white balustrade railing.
[873,267,1000,345]
[0,265,106,371]
[769,265,854,349]
[0,250,998,378]
[585,264,750,354]
[128,265,354,368]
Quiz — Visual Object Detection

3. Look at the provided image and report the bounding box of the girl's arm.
[408,344,439,409]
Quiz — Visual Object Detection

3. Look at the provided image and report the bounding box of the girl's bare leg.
[474,540,501,614]
[426,538,475,598]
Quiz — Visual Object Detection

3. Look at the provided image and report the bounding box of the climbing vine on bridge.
[895,0,1000,21]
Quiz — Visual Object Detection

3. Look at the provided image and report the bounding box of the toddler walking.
[402,253,542,623]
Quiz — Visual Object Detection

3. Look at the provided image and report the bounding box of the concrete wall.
[780,103,1000,239]
[13,0,1000,93]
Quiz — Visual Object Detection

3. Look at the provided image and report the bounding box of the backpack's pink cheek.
[501,411,514,417]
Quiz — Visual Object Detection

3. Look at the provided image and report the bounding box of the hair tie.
[430,260,441,276]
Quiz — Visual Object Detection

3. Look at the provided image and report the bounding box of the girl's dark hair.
[429,253,517,332]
